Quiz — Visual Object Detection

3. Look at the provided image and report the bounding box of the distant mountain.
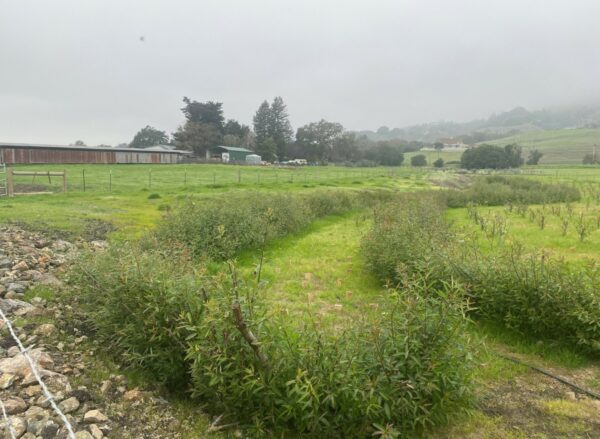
[356,105,600,143]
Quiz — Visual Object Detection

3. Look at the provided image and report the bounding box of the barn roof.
[209,145,254,153]
[0,142,192,154]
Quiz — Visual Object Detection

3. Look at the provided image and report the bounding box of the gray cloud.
[2,0,600,144]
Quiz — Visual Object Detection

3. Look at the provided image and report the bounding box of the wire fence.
[6,165,417,195]
[0,307,76,439]
[0,397,17,439]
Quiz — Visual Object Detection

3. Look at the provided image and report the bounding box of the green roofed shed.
[207,145,255,162]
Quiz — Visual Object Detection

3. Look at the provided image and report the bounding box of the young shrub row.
[185,272,473,437]
[362,194,600,354]
[457,246,600,352]
[73,244,474,437]
[155,189,395,261]
[361,193,451,284]
[443,176,580,208]
[70,245,205,388]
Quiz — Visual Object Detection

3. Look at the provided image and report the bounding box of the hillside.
[356,105,600,144]
[485,128,600,164]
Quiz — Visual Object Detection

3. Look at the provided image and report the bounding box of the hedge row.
[362,194,600,353]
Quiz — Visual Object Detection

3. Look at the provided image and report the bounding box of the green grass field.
[231,185,600,437]
[485,128,600,164]
[5,164,600,437]
[1,164,430,238]
[448,203,600,263]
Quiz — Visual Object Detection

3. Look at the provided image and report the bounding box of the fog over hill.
[356,104,600,143]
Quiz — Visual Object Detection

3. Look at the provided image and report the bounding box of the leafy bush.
[457,246,600,352]
[526,149,543,165]
[443,176,580,207]
[74,242,474,437]
[361,193,450,284]
[362,195,600,354]
[460,143,523,169]
[185,269,473,437]
[433,158,444,168]
[410,154,427,167]
[155,189,396,261]
[71,245,205,388]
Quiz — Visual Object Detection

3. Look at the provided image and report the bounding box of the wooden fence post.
[63,170,67,193]
[6,168,13,197]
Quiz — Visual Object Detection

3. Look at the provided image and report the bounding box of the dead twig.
[231,301,270,368]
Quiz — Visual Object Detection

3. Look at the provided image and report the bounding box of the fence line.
[0,307,76,439]
[7,166,403,194]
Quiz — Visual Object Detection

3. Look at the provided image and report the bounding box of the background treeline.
[128,97,428,164]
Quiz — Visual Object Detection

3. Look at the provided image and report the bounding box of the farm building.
[207,146,260,163]
[0,143,192,164]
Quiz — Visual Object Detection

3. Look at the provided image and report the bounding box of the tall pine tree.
[253,97,293,161]
[269,96,293,159]
[253,101,272,156]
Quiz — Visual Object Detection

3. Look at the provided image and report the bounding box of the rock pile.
[0,226,110,438]
[0,225,205,438]
[0,226,72,301]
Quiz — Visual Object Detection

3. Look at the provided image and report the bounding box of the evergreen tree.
[253,101,272,157]
[256,136,277,161]
[269,96,293,159]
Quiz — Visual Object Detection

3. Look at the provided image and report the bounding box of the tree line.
[126,97,426,165]
[91,96,552,169]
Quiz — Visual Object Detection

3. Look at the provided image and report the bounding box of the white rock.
[89,424,103,439]
[0,298,32,315]
[4,416,27,437]
[4,397,27,415]
[0,373,16,389]
[83,410,108,424]
[34,324,56,337]
[0,349,53,378]
[6,347,19,357]
[23,405,46,422]
[57,397,79,414]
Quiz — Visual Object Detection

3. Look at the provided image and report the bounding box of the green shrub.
[185,270,473,437]
[71,244,205,388]
[457,246,600,352]
[410,154,427,167]
[73,242,474,437]
[147,193,161,199]
[155,189,396,261]
[460,144,523,169]
[361,193,451,284]
[443,176,580,207]
[362,195,600,354]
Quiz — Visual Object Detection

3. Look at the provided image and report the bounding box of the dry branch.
[231,301,269,368]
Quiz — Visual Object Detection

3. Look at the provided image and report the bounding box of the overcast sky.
[2,0,600,145]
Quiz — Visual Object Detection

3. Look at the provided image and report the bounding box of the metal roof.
[209,145,254,153]
[0,142,192,154]
[142,144,177,151]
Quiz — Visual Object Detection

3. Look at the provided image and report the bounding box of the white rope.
[0,308,76,439]
[0,398,17,439]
